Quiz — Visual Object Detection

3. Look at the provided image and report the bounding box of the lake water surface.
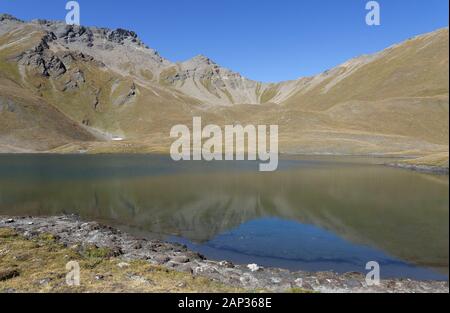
[0,154,448,281]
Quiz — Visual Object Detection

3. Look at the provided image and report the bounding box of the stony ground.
[1,215,448,293]
[387,163,449,175]
[0,227,246,293]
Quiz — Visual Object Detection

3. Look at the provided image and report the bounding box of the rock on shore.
[1,215,448,293]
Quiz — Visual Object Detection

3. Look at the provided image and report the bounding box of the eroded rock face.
[17,35,66,78]
[17,31,103,80]
[35,21,147,50]
[5,15,261,106]
[19,49,66,78]
[159,54,265,105]
[63,69,85,91]
[57,25,94,46]
[107,28,139,44]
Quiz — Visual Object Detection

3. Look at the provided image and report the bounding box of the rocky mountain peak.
[33,21,147,49]
[179,55,219,73]
[184,54,228,72]
[4,14,146,52]
[107,28,139,44]
[1,14,170,76]
[0,13,23,23]
[190,54,215,65]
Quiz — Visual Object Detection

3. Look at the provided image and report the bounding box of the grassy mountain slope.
[282,28,449,110]
[0,23,97,151]
[0,14,448,164]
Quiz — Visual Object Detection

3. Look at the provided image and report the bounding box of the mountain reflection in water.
[0,154,448,280]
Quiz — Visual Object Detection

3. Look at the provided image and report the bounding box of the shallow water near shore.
[0,154,448,281]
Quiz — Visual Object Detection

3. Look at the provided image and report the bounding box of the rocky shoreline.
[1,215,448,293]
[386,163,449,175]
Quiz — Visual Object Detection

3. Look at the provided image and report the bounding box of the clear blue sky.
[1,0,448,82]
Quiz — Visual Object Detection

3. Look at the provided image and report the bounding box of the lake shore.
[1,150,448,175]
[1,215,448,293]
[386,153,449,175]
[387,162,449,175]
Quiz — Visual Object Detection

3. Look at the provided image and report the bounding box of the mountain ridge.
[1,13,448,105]
[0,13,448,164]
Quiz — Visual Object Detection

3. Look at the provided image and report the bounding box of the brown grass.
[0,228,245,293]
